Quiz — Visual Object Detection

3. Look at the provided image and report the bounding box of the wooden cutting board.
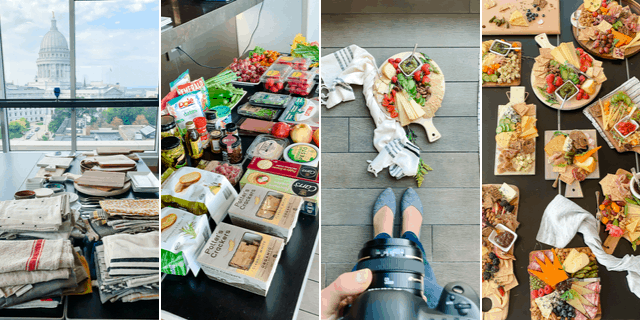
[94,155,137,168]
[96,147,145,155]
[76,171,126,188]
[482,0,561,35]
[482,41,522,87]
[544,130,601,180]
[37,157,73,169]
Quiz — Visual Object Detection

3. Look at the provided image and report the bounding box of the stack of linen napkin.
[0,196,73,240]
[94,231,159,303]
[84,199,159,240]
[0,239,88,308]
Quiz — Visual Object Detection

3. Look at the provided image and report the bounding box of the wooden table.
[482,1,640,318]
[0,153,159,319]
[320,0,481,295]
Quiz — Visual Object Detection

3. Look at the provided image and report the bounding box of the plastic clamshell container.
[237,103,282,121]
[488,224,517,252]
[274,56,311,70]
[260,64,292,93]
[278,97,320,127]
[200,160,244,186]
[249,92,292,109]
[244,134,290,161]
[614,119,639,139]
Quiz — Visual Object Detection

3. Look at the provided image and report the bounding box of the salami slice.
[543,250,554,262]
[585,281,601,293]
[584,293,599,307]
[528,261,542,272]
[584,305,598,319]
[575,310,588,320]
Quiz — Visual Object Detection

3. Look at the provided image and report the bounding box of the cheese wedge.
[381,63,396,79]
[581,79,596,95]
[509,10,529,27]
[563,249,591,273]
[534,292,559,319]
[626,218,639,232]
[567,297,588,316]
[572,283,595,295]
[577,292,594,307]
[575,157,597,174]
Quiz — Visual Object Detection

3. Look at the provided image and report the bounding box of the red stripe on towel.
[26,239,45,271]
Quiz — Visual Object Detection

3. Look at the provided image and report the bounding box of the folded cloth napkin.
[5,297,61,309]
[0,271,77,309]
[99,199,159,217]
[0,196,68,232]
[0,284,31,299]
[537,195,640,298]
[0,239,74,273]
[321,45,420,177]
[0,269,71,288]
[103,232,159,276]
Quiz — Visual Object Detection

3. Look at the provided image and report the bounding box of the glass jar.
[220,123,242,164]
[194,117,209,150]
[210,129,224,154]
[161,136,186,170]
[161,115,180,139]
[185,121,203,160]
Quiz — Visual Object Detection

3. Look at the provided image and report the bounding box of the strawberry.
[414,72,422,82]
[554,77,563,87]
[579,75,586,83]
[388,58,394,63]
[546,74,555,85]
[546,85,555,94]
[422,75,430,84]
[391,90,396,97]
[421,64,429,73]
[392,76,398,83]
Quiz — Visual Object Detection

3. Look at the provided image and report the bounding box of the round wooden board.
[482,41,522,88]
[530,68,601,111]
[375,52,445,122]
[571,1,640,60]
[74,181,131,196]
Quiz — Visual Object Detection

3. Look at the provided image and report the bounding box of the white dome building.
[35,13,70,85]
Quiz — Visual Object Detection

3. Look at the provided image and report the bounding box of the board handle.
[535,33,555,49]
[602,234,621,254]
[419,118,441,143]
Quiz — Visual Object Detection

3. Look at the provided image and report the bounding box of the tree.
[49,109,71,133]
[132,114,149,126]
[41,136,49,141]
[8,121,27,139]
[110,116,124,127]
[103,107,157,126]
[21,117,30,129]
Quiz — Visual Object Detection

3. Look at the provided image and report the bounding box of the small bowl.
[488,224,518,252]
[398,54,424,77]
[33,188,54,198]
[14,190,36,200]
[614,119,639,139]
[630,176,640,200]
[555,81,579,103]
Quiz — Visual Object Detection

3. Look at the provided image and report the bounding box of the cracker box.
[247,157,319,183]
[196,223,284,296]
[161,167,238,223]
[161,207,211,277]
[239,168,318,204]
[228,184,302,242]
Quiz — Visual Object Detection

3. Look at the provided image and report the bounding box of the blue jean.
[353,232,443,309]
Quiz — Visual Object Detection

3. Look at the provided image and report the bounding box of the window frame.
[0,0,159,154]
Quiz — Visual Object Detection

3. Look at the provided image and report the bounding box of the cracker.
[179,172,202,184]
[161,214,177,231]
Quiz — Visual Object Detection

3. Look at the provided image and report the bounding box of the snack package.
[170,70,190,91]
[228,184,302,242]
[247,157,319,182]
[161,89,178,114]
[240,168,319,205]
[161,207,211,276]
[196,223,285,296]
[176,77,211,111]
[279,97,319,127]
[161,167,238,223]
[166,91,206,134]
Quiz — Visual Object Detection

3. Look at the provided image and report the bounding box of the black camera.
[340,238,480,320]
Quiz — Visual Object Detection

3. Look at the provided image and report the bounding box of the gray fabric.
[0,270,77,309]
[0,269,70,287]
[537,195,640,298]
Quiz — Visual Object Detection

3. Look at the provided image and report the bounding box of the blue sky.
[1,0,158,88]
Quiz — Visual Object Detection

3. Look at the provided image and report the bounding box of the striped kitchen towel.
[0,239,74,273]
[103,232,159,276]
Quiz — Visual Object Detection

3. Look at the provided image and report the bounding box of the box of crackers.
[239,168,318,205]
[247,157,319,183]
[196,222,284,296]
[228,184,302,243]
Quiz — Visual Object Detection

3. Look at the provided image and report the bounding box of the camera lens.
[355,238,425,298]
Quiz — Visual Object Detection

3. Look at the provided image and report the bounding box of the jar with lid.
[193,117,209,150]
[185,121,203,161]
[161,115,180,139]
[161,136,186,171]
[205,111,219,130]
[220,123,243,164]
[210,129,224,154]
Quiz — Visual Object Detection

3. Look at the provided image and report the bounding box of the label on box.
[248,157,319,182]
[240,169,318,203]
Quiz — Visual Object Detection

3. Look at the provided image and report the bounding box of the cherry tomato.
[395,58,401,63]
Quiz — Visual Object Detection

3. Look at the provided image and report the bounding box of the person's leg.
[353,188,396,271]
[400,188,443,309]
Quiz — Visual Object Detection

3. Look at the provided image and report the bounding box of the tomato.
[395,58,402,63]
[487,69,495,75]
[583,93,589,100]
[576,92,583,100]
[390,111,398,118]
[421,64,429,73]
[388,58,394,63]
[546,74,555,85]
[593,11,598,17]
[546,85,555,94]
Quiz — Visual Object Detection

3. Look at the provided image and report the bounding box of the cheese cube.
[499,183,517,201]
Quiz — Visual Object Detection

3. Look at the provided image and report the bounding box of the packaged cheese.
[228,184,302,242]
[196,223,284,296]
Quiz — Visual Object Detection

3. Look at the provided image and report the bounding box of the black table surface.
[0,153,159,319]
[161,74,319,320]
[482,1,640,319]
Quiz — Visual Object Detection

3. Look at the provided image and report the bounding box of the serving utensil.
[595,191,602,234]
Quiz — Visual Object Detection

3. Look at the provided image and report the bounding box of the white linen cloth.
[0,239,74,273]
[537,195,640,298]
[103,232,159,276]
[0,196,68,232]
[321,45,420,178]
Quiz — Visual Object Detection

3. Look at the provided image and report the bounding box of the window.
[5,108,70,151]
[75,106,157,151]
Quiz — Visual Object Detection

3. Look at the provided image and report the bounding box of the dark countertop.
[0,153,159,319]
[482,1,640,319]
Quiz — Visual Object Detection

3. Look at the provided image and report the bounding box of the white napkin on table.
[320,45,420,177]
[537,195,640,298]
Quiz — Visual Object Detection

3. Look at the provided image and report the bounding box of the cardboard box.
[228,184,302,242]
[196,223,284,296]
[161,167,238,223]
[161,207,211,276]
[239,169,318,204]
[247,157,319,183]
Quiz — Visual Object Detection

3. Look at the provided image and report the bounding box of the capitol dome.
[35,13,70,84]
